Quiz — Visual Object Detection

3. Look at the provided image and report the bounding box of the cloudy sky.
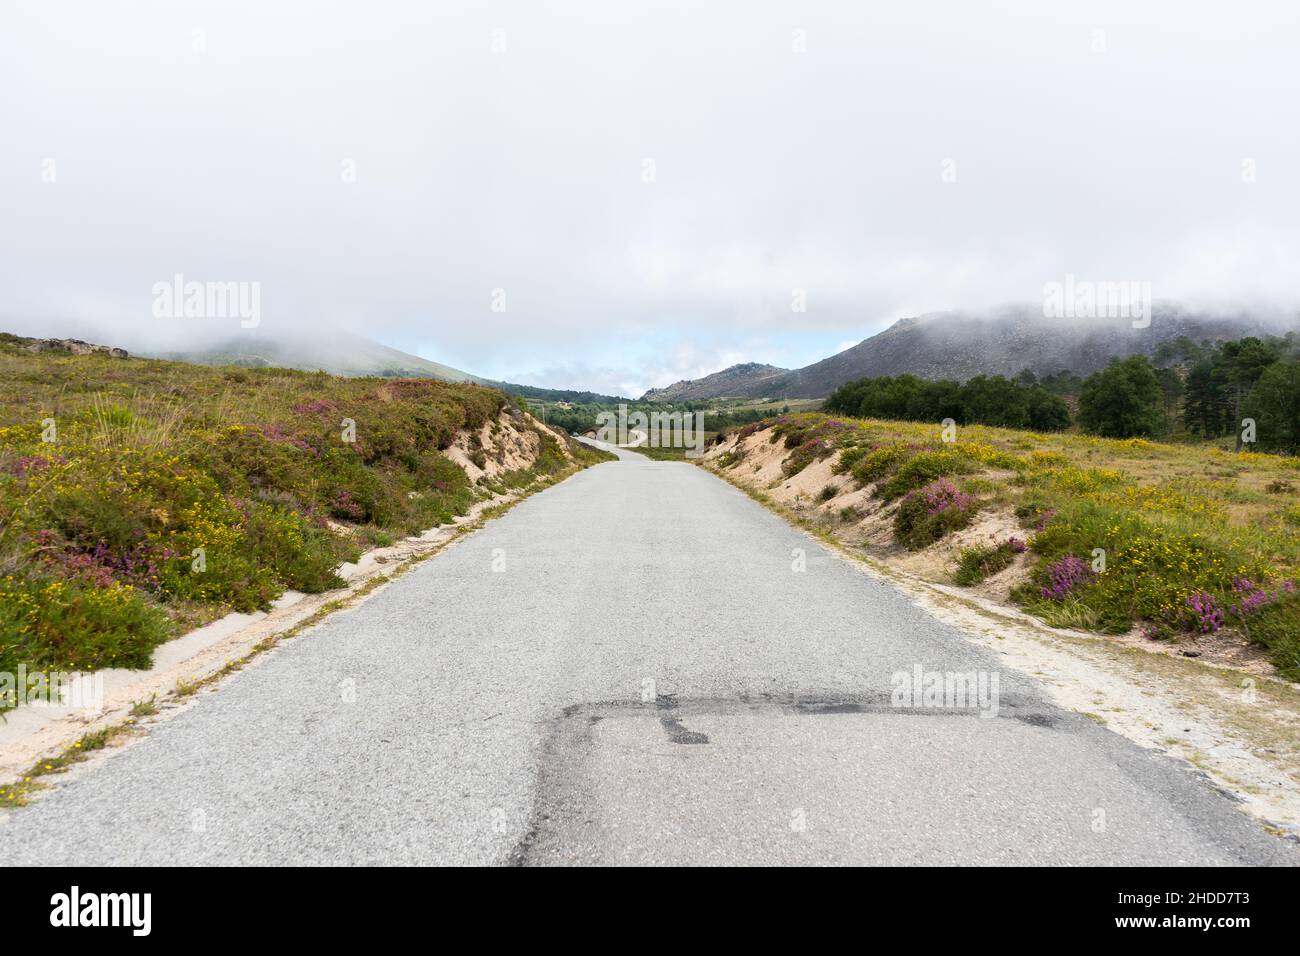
[2,1,1298,395]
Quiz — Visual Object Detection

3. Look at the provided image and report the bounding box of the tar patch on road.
[655,694,710,744]
[509,692,1072,866]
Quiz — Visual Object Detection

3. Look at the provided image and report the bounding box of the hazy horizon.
[4,1,1299,395]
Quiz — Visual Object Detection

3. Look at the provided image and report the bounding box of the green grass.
[619,434,718,462]
[623,444,694,461]
[0,723,140,808]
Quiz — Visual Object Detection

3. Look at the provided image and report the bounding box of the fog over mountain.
[3,1,1299,395]
[639,304,1300,400]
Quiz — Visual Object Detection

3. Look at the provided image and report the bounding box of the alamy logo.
[1042,274,1152,328]
[1,666,104,712]
[49,886,151,936]
[595,403,706,459]
[890,664,1000,718]
[151,273,261,328]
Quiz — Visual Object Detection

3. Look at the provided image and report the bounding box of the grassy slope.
[713,413,1300,678]
[0,341,609,686]
[146,331,484,383]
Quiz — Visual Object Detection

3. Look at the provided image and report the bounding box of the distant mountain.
[146,331,485,383]
[641,305,1299,400]
[144,331,629,403]
[640,362,789,402]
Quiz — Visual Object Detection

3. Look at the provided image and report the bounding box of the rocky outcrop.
[24,338,128,358]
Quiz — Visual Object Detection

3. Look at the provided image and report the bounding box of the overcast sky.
[2,1,1298,395]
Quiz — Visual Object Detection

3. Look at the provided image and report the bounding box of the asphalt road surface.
[6,443,1294,865]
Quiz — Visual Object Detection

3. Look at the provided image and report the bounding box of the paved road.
[5,443,1294,865]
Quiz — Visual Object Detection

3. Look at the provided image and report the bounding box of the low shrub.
[0,575,170,674]
[953,537,1025,585]
[1243,590,1300,680]
[833,446,868,475]
[0,350,574,682]
[878,450,975,501]
[1013,501,1277,634]
[951,441,1026,471]
[893,478,979,549]
[782,438,832,477]
[850,443,913,486]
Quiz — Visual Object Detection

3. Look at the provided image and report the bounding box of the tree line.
[1077,334,1300,452]
[823,332,1300,453]
[823,374,1072,431]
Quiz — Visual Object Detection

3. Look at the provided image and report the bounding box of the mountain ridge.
[640,362,789,402]
[140,331,630,403]
[639,305,1299,401]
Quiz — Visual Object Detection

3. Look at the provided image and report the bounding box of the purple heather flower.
[1185,591,1225,633]
[919,478,974,515]
[1228,577,1274,617]
[1040,555,1094,600]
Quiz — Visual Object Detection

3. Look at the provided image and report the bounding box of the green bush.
[782,438,832,477]
[1242,592,1300,681]
[850,444,913,486]
[718,449,745,469]
[245,503,353,593]
[954,540,1022,585]
[878,450,974,501]
[892,479,979,549]
[0,576,170,673]
[833,446,868,475]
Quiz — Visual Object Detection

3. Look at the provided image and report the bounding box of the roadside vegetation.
[710,411,1300,679]
[0,338,608,694]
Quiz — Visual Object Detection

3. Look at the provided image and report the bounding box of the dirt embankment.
[446,407,574,482]
[705,428,1034,600]
[704,428,1280,671]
